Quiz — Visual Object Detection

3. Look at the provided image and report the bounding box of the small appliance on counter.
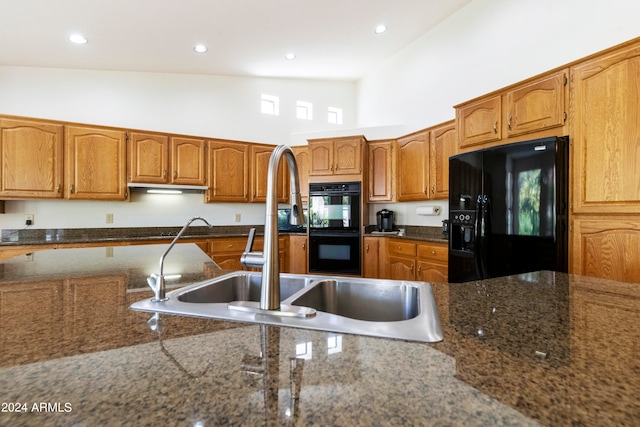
[376,209,394,232]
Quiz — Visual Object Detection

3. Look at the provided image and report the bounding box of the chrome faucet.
[147,216,213,302]
[240,145,305,310]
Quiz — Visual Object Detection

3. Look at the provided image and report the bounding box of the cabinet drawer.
[417,243,448,263]
[388,240,417,257]
[209,237,263,254]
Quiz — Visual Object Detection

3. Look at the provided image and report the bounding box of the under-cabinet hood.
[127,183,208,194]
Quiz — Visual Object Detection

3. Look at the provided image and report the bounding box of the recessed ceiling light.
[69,34,88,44]
[194,44,208,53]
[285,52,296,60]
[374,25,387,34]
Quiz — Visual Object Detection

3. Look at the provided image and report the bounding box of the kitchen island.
[0,244,638,426]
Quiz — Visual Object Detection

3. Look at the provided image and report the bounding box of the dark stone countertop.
[0,225,307,247]
[1,244,639,426]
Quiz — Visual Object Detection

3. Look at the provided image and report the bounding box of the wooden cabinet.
[249,144,287,203]
[128,132,169,184]
[292,146,310,202]
[388,239,417,280]
[206,140,249,202]
[308,136,364,177]
[367,140,396,202]
[65,125,128,200]
[171,136,206,186]
[429,121,456,200]
[288,235,308,274]
[456,69,568,151]
[387,238,448,282]
[208,236,286,272]
[571,218,640,284]
[397,129,430,201]
[362,236,381,278]
[129,133,206,186]
[457,95,502,149]
[570,41,640,214]
[0,118,64,199]
[416,242,448,282]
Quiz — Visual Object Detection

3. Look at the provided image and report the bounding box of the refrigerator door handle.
[474,195,484,279]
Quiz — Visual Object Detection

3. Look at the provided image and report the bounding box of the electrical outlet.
[105,247,114,258]
[106,213,114,224]
[25,214,34,226]
[25,253,34,261]
[235,213,241,222]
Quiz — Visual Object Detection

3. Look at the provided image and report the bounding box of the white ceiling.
[0,0,471,81]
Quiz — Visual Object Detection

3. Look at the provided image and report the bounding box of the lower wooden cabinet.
[571,218,640,284]
[288,235,308,274]
[386,238,448,282]
[208,236,286,272]
[363,236,382,278]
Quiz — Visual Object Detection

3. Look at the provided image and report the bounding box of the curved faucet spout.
[240,145,304,311]
[150,216,213,302]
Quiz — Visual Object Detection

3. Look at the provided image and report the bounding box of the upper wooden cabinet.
[429,120,456,200]
[367,140,396,202]
[308,136,364,177]
[570,41,640,214]
[206,139,249,202]
[456,69,568,151]
[0,118,64,199]
[64,125,128,201]
[292,146,309,202]
[249,144,287,203]
[397,129,429,202]
[171,137,206,186]
[129,133,206,186]
[128,132,168,184]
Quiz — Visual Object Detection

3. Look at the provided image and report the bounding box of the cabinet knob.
[493,121,498,133]
[69,184,75,194]
[56,184,61,193]
[507,116,512,130]
[431,251,436,255]
[163,170,167,179]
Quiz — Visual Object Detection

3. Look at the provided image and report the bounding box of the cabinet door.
[288,235,308,274]
[457,95,502,149]
[65,125,128,200]
[129,132,169,183]
[363,237,380,278]
[397,130,429,201]
[368,140,395,202]
[416,260,448,282]
[571,43,640,213]
[171,136,206,185]
[334,137,362,175]
[309,140,333,175]
[0,118,64,198]
[506,70,567,137]
[250,145,287,203]
[389,256,415,281]
[571,218,640,284]
[429,121,456,200]
[292,146,309,202]
[207,140,249,202]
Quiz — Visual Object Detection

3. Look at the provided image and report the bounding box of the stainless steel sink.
[177,272,313,303]
[131,271,443,343]
[290,279,419,322]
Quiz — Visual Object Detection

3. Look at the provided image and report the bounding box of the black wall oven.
[308,182,361,275]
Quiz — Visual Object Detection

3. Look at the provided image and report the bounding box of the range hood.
[127,183,208,194]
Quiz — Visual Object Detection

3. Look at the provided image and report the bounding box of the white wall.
[0,67,356,145]
[356,0,640,135]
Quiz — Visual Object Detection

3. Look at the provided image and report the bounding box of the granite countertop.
[1,245,639,426]
[0,225,307,247]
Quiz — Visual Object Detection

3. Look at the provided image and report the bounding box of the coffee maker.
[376,209,394,232]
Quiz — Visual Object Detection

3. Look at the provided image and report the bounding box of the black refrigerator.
[448,136,569,283]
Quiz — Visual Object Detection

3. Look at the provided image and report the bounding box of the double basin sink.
[130,271,443,343]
